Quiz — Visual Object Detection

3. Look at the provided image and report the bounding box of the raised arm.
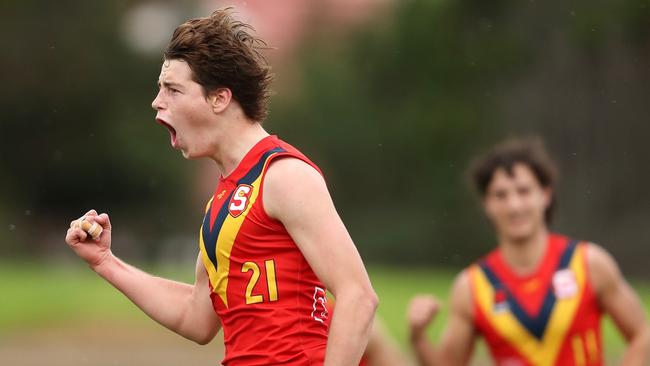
[587,244,650,366]
[263,158,378,366]
[407,272,476,366]
[65,210,221,344]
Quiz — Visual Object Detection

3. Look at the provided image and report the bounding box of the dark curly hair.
[468,137,558,223]
[164,8,273,122]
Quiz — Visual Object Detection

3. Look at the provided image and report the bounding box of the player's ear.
[208,87,232,114]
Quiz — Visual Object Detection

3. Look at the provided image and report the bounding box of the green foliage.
[1,0,650,270]
[268,0,535,265]
[0,1,191,259]
[266,0,650,269]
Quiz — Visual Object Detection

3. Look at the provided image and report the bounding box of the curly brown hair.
[164,8,273,122]
[468,137,558,223]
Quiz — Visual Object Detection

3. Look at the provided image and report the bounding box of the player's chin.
[500,221,534,241]
[173,141,191,158]
[180,149,205,160]
[181,145,212,160]
[503,223,536,241]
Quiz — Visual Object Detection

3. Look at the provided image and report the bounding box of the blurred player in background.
[407,138,650,365]
[363,316,411,366]
[326,300,411,366]
[65,8,377,366]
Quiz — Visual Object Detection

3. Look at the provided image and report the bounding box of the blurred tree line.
[2,0,649,276]
[271,0,650,274]
[1,1,192,261]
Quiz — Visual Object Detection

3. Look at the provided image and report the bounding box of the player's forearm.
[410,331,438,366]
[621,325,650,366]
[92,253,209,342]
[365,320,412,366]
[324,288,378,366]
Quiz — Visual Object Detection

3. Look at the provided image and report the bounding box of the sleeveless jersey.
[199,135,330,365]
[468,233,603,366]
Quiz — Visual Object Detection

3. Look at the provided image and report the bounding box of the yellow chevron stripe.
[204,196,214,213]
[472,266,542,362]
[212,155,277,308]
[541,245,586,365]
[471,244,587,366]
[198,197,219,294]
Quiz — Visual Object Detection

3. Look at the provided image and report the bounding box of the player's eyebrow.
[157,80,184,89]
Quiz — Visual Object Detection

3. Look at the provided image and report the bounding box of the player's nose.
[505,193,524,210]
[152,91,165,110]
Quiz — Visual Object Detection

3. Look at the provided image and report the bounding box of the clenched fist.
[407,294,441,339]
[65,209,113,269]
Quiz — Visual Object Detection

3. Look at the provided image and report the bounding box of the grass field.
[1,261,648,365]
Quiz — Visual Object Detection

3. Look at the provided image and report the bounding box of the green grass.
[0,262,148,330]
[1,261,648,358]
[369,266,455,343]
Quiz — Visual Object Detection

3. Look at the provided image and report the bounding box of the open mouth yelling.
[156,118,178,148]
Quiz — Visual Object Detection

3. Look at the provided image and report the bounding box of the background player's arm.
[264,158,378,366]
[65,210,221,344]
[407,272,476,366]
[364,316,412,366]
[588,244,650,366]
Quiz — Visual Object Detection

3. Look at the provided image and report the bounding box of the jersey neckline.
[218,134,278,183]
[490,232,566,283]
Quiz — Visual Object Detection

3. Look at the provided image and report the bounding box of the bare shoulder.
[449,269,473,317]
[263,157,328,219]
[264,156,323,185]
[585,242,622,295]
[451,270,471,295]
[586,243,619,276]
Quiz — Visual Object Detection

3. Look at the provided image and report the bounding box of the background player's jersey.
[469,233,603,366]
[199,135,330,365]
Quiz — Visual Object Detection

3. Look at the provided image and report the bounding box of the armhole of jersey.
[466,266,480,326]
[256,153,324,224]
[204,196,214,214]
[581,242,599,304]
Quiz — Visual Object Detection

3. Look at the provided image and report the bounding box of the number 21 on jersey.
[242,259,279,304]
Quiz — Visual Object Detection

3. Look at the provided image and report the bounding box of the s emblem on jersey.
[228,184,253,217]
[311,287,329,323]
[552,268,578,299]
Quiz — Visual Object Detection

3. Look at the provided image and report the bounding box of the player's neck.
[498,227,549,276]
[211,120,269,177]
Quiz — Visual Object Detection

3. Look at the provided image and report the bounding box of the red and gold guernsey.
[199,135,330,365]
[468,233,603,366]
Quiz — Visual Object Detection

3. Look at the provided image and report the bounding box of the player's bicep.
[263,158,371,296]
[438,272,476,365]
[605,281,647,341]
[588,245,647,341]
[191,254,221,334]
